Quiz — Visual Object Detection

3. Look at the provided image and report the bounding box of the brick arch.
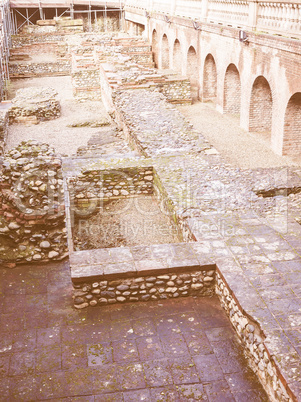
[223,63,241,115]
[173,39,182,72]
[161,34,169,69]
[152,29,159,68]
[203,53,217,101]
[283,92,301,156]
[249,76,273,136]
[187,46,199,101]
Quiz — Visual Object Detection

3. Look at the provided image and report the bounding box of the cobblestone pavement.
[0,261,268,401]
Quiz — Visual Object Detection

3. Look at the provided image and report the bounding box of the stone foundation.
[9,60,71,78]
[9,87,61,124]
[216,270,293,402]
[73,267,215,308]
[0,141,67,266]
[0,108,8,155]
[68,166,154,217]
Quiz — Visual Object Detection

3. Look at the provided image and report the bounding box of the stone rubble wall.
[9,60,71,78]
[0,109,8,156]
[161,79,193,104]
[11,33,67,48]
[73,268,216,308]
[0,141,68,267]
[10,42,68,58]
[68,166,154,217]
[153,172,195,243]
[216,270,293,402]
[71,67,101,100]
[8,87,61,124]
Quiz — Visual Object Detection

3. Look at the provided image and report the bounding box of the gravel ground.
[6,76,112,156]
[178,101,301,169]
[73,195,180,250]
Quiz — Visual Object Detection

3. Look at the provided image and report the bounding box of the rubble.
[0,140,67,266]
[9,87,61,124]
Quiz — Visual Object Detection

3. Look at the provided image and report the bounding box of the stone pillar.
[248,0,258,30]
[202,0,209,21]
[170,0,176,15]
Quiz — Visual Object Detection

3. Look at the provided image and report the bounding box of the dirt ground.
[73,195,180,250]
[6,76,111,156]
[178,101,301,169]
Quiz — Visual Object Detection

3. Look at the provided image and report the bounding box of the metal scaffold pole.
[0,0,13,101]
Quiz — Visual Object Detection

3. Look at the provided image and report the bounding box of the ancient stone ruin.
[0,140,67,266]
[0,0,301,400]
[9,87,61,124]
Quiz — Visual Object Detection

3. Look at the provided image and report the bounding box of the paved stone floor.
[0,261,268,401]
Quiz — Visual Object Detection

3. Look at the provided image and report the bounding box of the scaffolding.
[0,0,14,101]
[10,1,124,33]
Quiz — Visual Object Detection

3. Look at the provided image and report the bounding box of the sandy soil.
[178,101,301,169]
[73,195,180,250]
[6,76,111,156]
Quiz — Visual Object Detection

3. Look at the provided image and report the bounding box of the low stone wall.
[73,267,215,308]
[68,166,154,216]
[0,109,8,155]
[11,34,67,48]
[216,270,293,402]
[9,87,61,124]
[161,79,192,103]
[71,67,101,100]
[9,60,71,78]
[0,141,68,267]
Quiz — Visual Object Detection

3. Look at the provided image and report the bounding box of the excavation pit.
[73,194,180,250]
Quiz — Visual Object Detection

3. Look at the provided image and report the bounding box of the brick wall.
[161,34,169,69]
[187,46,198,101]
[147,16,301,156]
[223,64,241,115]
[203,54,217,101]
[152,30,159,68]
[249,76,272,133]
[283,92,301,156]
[173,39,182,72]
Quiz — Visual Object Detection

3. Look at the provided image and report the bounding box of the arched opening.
[161,34,169,69]
[152,30,158,68]
[283,92,301,156]
[187,46,199,101]
[173,39,182,72]
[203,54,217,102]
[223,64,241,115]
[249,76,272,138]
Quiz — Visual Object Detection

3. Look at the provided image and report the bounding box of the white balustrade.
[207,0,249,27]
[101,0,301,38]
[257,2,301,36]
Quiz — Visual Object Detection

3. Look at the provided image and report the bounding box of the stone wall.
[216,270,292,402]
[161,78,192,104]
[0,109,8,156]
[73,266,215,308]
[71,67,101,100]
[0,141,67,266]
[9,60,71,78]
[9,87,61,124]
[68,166,154,217]
[11,34,67,47]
